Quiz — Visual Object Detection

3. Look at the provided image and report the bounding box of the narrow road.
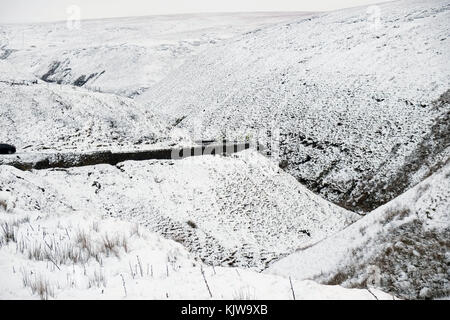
[0,142,251,171]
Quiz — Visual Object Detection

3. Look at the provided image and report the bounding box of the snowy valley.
[0,0,449,300]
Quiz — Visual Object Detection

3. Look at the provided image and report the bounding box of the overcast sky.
[0,0,392,24]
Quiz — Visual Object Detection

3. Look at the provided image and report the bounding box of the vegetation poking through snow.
[267,163,450,299]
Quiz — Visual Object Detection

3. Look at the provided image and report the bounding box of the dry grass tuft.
[22,271,54,300]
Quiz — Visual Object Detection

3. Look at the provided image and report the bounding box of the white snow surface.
[1,150,358,270]
[0,12,310,97]
[0,60,180,152]
[266,161,450,299]
[139,0,450,212]
[0,157,388,300]
[0,212,391,300]
[0,3,448,300]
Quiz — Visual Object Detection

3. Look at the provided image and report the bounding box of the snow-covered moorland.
[0,61,174,152]
[0,150,358,271]
[140,0,450,213]
[0,12,309,97]
[0,164,389,300]
[267,162,450,299]
[0,0,448,301]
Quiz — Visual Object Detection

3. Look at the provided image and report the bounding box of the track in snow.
[0,142,251,170]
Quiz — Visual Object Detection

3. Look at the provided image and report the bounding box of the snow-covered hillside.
[0,12,309,97]
[0,151,368,300]
[0,60,175,152]
[0,150,358,270]
[0,184,390,300]
[1,2,448,300]
[140,0,450,212]
[266,161,450,299]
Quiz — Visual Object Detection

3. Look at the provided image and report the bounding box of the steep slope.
[0,150,358,270]
[0,60,173,152]
[140,0,450,212]
[266,161,450,299]
[0,12,310,97]
[0,179,390,300]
